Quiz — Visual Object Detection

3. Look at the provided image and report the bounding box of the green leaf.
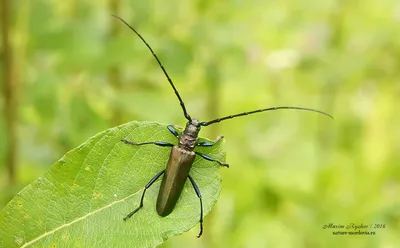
[0,121,226,248]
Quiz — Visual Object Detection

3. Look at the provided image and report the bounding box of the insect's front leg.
[197,135,224,147]
[167,125,180,138]
[195,135,228,167]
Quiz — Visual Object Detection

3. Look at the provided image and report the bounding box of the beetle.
[112,15,332,238]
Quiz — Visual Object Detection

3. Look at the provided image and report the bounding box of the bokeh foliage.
[1,0,400,247]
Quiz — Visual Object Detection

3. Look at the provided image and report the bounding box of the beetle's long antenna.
[200,106,333,126]
[111,14,192,121]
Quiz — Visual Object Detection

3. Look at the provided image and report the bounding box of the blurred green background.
[1,0,400,247]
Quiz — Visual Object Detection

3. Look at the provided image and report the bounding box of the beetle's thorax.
[178,118,201,151]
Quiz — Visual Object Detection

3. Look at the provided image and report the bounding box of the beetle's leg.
[167,125,180,138]
[124,170,165,221]
[122,139,174,147]
[197,135,224,147]
[195,152,229,168]
[188,175,203,238]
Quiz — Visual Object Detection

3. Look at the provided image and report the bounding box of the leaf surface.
[0,121,226,248]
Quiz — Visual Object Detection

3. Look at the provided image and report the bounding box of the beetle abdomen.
[156,146,195,216]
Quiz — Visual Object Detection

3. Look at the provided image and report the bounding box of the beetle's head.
[184,118,201,137]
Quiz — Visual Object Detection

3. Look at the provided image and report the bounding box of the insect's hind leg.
[124,170,165,221]
[188,175,204,238]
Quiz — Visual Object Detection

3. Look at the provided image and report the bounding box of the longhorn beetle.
[113,15,333,238]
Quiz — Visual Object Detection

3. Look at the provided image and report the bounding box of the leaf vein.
[21,191,140,248]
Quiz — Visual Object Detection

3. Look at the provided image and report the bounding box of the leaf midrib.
[21,190,141,248]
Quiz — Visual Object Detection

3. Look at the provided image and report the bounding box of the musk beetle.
[113,15,333,238]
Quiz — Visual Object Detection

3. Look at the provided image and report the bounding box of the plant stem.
[1,0,17,184]
[108,0,122,125]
